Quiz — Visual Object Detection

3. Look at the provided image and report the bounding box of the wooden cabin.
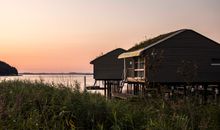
[118,29,220,95]
[90,48,126,80]
[89,48,126,98]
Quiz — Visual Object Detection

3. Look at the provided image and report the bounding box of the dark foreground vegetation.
[0,80,219,130]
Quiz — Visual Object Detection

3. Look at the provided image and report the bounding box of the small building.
[90,48,126,80]
[118,29,220,97]
[89,48,126,98]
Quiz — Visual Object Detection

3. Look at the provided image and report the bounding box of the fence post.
[84,76,86,91]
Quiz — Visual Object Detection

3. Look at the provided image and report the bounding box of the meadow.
[0,80,219,130]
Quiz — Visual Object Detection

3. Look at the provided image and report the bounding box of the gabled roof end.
[90,48,126,64]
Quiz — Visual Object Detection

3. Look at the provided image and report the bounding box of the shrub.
[0,80,219,129]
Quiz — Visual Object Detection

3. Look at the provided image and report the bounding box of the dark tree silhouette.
[0,61,18,76]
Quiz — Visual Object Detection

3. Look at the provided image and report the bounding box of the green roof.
[128,30,181,52]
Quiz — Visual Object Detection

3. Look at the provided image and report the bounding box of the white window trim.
[211,63,220,66]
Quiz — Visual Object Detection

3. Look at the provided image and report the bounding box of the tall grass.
[0,80,219,129]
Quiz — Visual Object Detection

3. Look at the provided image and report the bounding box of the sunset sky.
[0,0,220,73]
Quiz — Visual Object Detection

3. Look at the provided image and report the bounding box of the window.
[126,57,145,78]
[211,58,220,66]
[134,57,144,69]
[128,60,134,68]
[134,57,145,78]
[135,71,144,77]
[127,59,134,77]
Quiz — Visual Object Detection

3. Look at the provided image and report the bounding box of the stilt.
[84,76,86,91]
[106,81,109,98]
[171,85,174,99]
[133,84,136,95]
[204,84,208,104]
[184,86,187,96]
[215,84,219,103]
[109,82,112,99]
[106,81,112,99]
[212,86,215,100]
[116,81,118,92]
[142,83,146,96]
[107,81,109,98]
[134,84,137,95]
[142,84,145,96]
[104,80,106,97]
[127,83,129,94]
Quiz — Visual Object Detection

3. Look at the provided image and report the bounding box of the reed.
[0,80,219,129]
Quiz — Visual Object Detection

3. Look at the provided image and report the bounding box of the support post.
[104,80,107,97]
[107,81,112,99]
[123,58,126,80]
[184,86,187,97]
[117,81,120,93]
[127,83,129,94]
[204,84,208,104]
[84,76,86,91]
[142,84,145,96]
[107,81,109,98]
[109,82,112,99]
[134,84,136,95]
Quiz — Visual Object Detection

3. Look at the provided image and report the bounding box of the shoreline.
[19,72,93,76]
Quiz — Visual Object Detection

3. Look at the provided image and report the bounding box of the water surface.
[0,74,95,91]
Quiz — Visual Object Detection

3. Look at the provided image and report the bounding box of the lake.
[0,74,95,91]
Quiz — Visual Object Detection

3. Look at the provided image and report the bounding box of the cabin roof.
[118,29,187,59]
[90,48,126,64]
[128,30,183,52]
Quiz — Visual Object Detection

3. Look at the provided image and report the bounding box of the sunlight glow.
[0,0,219,72]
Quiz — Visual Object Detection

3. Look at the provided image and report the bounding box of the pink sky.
[0,0,220,73]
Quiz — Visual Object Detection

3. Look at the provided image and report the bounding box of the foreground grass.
[0,80,219,130]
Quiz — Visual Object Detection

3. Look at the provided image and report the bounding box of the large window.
[134,57,145,78]
[127,59,134,77]
[126,57,145,79]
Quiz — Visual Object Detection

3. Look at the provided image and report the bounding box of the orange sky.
[0,0,220,73]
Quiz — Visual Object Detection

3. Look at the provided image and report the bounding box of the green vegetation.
[128,30,178,52]
[0,80,219,129]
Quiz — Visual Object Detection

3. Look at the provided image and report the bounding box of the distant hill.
[19,72,93,75]
[0,61,18,76]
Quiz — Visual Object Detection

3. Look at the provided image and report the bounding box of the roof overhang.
[118,29,187,59]
[91,48,126,63]
[118,49,144,59]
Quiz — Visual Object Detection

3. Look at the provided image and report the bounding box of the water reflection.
[0,74,94,91]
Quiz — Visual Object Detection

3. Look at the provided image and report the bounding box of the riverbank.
[0,80,219,129]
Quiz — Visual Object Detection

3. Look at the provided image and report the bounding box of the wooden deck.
[112,93,138,100]
[127,77,145,83]
[86,86,105,90]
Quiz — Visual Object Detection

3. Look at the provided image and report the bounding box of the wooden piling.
[204,84,208,104]
[84,76,86,91]
[106,81,112,99]
[104,80,107,97]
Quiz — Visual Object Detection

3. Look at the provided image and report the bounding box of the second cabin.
[89,48,126,98]
[90,48,126,80]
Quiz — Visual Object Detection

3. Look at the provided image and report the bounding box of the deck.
[112,93,138,100]
[86,86,105,90]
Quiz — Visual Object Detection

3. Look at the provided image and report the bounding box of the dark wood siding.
[142,30,220,83]
[91,48,126,80]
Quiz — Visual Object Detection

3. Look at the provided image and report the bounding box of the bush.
[0,80,219,129]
